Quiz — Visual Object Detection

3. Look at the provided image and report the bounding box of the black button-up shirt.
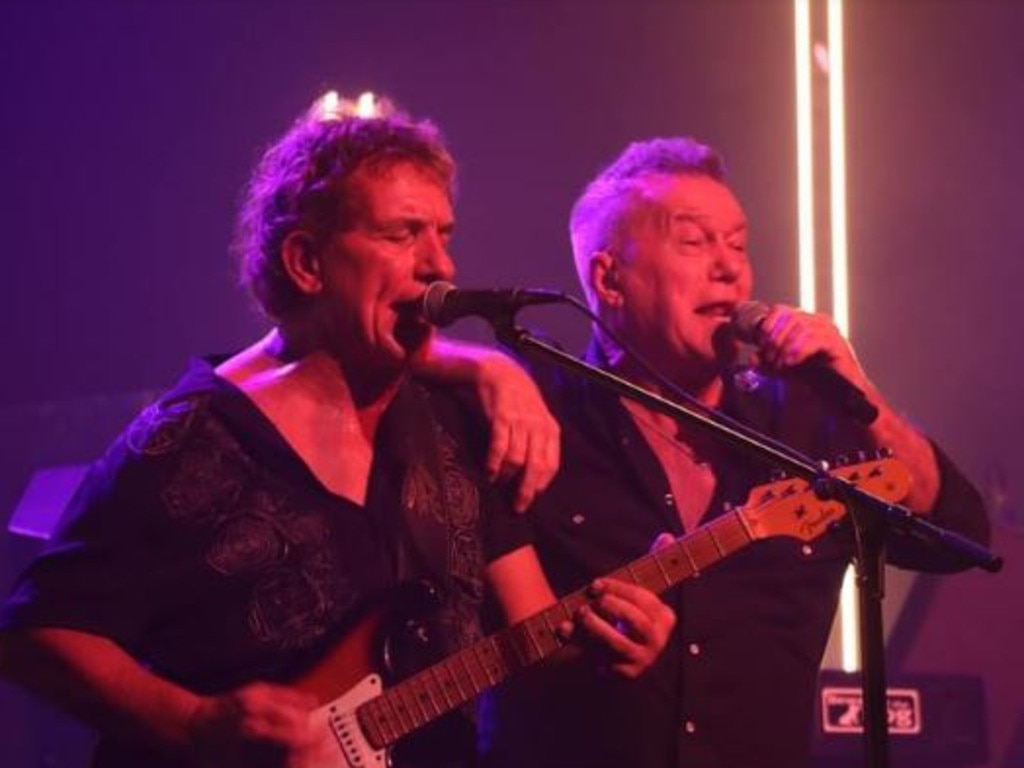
[481,346,989,768]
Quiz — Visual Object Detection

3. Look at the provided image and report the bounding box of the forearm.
[413,335,497,384]
[487,546,676,679]
[415,336,561,510]
[0,627,201,752]
[858,382,941,513]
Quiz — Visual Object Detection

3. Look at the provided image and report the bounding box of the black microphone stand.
[487,315,1002,768]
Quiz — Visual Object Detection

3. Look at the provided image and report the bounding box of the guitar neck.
[356,509,756,749]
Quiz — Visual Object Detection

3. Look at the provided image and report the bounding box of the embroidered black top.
[1,358,512,768]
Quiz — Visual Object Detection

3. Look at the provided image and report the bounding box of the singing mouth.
[393,294,428,324]
[393,313,432,355]
[695,302,736,318]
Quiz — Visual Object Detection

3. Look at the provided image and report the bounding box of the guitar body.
[292,581,474,768]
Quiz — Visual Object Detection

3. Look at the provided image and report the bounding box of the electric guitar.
[294,456,911,767]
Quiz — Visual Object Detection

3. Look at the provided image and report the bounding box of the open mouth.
[695,302,736,319]
[392,298,432,353]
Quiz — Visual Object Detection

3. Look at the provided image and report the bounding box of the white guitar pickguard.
[305,674,387,768]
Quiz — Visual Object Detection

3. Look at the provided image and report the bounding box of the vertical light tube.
[828,0,849,337]
[826,0,859,674]
[795,0,858,672]
[794,0,816,312]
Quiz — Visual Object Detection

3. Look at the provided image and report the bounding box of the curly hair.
[233,95,456,320]
[569,137,726,302]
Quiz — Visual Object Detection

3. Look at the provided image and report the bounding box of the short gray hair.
[569,137,725,301]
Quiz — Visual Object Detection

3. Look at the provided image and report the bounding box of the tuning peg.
[832,454,849,467]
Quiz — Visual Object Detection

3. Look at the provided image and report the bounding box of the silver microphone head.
[420,281,457,327]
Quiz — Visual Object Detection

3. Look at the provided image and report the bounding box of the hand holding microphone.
[732,301,879,425]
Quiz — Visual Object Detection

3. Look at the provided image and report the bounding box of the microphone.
[731,301,880,425]
[420,281,567,327]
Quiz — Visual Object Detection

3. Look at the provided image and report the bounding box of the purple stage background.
[1,1,1021,766]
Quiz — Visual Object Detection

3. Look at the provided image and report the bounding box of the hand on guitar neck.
[560,575,678,680]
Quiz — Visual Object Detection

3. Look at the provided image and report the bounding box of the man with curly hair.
[0,95,674,768]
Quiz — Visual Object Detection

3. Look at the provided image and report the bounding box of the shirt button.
[571,513,586,525]
[684,720,697,734]
[688,642,701,656]
[664,492,675,507]
[801,544,814,556]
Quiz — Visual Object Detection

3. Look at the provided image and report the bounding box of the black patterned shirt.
[2,357,507,768]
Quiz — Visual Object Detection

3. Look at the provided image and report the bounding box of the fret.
[380,683,415,738]
[706,525,726,558]
[494,629,529,674]
[524,618,557,659]
[441,652,472,703]
[455,646,486,696]
[735,507,756,540]
[687,529,724,571]
[712,515,751,554]
[537,606,564,644]
[623,559,641,586]
[426,663,457,713]
[402,673,438,726]
[629,553,670,591]
[415,671,445,721]
[472,639,502,687]
[655,543,693,583]
[372,693,404,745]
[390,681,426,733]
[356,696,395,753]
[679,540,701,574]
[506,623,540,666]
[557,590,588,622]
[524,615,563,659]
[650,546,675,585]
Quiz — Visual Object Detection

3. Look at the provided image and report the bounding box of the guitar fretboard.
[355,508,756,749]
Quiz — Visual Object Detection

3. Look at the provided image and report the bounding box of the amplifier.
[811,670,988,767]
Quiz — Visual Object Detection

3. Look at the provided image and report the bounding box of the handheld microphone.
[420,281,567,327]
[731,301,880,425]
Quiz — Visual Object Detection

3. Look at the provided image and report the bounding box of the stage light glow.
[794,0,816,312]
[317,90,341,120]
[828,0,850,338]
[795,0,857,672]
[355,91,378,118]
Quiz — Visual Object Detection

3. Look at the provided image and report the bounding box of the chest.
[638,429,718,533]
[255,397,378,504]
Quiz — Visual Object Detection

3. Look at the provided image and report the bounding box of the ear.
[590,251,624,309]
[280,230,322,296]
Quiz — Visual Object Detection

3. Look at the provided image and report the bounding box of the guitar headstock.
[739,456,912,543]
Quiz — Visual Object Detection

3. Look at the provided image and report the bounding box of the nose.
[417,229,456,284]
[709,237,745,283]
